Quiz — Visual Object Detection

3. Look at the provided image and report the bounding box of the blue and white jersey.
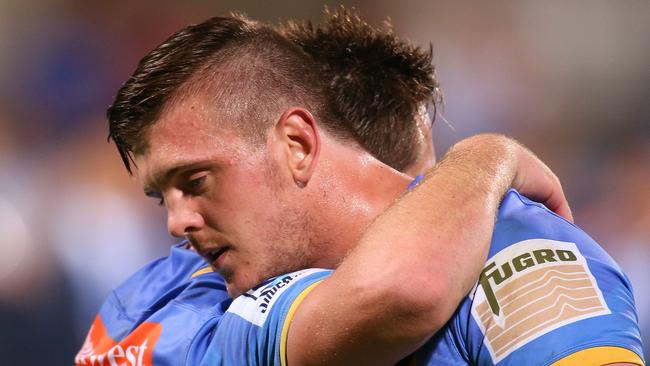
[415,190,644,365]
[75,242,231,366]
[201,190,645,365]
[201,268,331,365]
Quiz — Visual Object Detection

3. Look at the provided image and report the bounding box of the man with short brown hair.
[82,8,643,366]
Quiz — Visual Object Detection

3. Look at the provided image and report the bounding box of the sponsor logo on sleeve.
[471,239,610,363]
[75,315,162,366]
[228,268,325,326]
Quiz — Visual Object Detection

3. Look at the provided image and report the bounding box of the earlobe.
[274,108,320,188]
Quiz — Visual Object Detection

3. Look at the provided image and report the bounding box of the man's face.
[134,96,316,296]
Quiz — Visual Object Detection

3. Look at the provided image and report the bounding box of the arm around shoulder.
[287,134,571,365]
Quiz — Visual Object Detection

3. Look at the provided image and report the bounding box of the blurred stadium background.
[0,0,648,363]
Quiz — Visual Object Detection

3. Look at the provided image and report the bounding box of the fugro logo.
[471,239,610,363]
[479,247,578,318]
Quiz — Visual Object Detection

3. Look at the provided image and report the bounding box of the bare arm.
[287,134,570,365]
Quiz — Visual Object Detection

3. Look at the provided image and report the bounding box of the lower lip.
[210,248,230,270]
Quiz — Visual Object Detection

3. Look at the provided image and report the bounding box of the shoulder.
[463,189,644,365]
[203,268,332,366]
[76,243,231,366]
[109,243,226,319]
[227,268,331,325]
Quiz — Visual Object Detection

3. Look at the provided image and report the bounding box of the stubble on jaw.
[223,155,318,297]
[259,154,316,276]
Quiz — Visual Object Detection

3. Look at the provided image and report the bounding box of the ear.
[273,107,321,188]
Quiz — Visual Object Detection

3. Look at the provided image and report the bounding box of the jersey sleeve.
[459,189,645,365]
[75,244,231,366]
[200,268,332,366]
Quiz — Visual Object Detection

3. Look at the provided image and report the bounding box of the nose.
[166,199,205,237]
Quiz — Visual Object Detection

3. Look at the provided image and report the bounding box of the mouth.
[199,246,230,269]
[187,235,233,271]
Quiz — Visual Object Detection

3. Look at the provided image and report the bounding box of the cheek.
[208,183,280,240]
[226,167,282,212]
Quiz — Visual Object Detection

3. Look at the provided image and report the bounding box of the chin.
[225,269,281,298]
[225,277,257,298]
[226,283,243,298]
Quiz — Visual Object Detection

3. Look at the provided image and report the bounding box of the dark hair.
[108,7,440,173]
[107,14,347,174]
[281,7,441,171]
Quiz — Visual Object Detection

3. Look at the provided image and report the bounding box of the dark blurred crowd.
[0,1,647,363]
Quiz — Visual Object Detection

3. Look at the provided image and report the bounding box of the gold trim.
[551,346,644,366]
[280,281,323,366]
[190,267,213,278]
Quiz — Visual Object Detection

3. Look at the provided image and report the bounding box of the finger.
[543,186,574,223]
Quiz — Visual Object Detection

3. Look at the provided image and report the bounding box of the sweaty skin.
[286,134,573,366]
[135,94,580,365]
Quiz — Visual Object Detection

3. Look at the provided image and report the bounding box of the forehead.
[134,94,247,185]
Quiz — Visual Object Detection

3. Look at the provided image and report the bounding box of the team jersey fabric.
[75,242,231,366]
[201,189,645,366]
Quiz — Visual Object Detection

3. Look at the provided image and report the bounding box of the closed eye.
[145,191,165,207]
[184,174,207,195]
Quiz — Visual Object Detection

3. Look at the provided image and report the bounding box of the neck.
[305,144,413,268]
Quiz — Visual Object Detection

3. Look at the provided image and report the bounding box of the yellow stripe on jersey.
[551,346,645,366]
[190,267,213,278]
[280,280,323,366]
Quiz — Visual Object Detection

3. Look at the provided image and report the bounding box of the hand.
[510,141,574,222]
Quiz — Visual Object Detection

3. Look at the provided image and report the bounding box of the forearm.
[288,134,532,365]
